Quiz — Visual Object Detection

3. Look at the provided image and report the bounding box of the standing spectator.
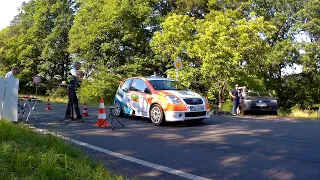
[65,62,84,120]
[229,84,240,115]
[241,86,248,98]
[5,67,19,78]
[238,86,248,114]
[236,88,241,114]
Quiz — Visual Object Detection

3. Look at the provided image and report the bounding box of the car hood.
[244,96,276,101]
[158,90,203,99]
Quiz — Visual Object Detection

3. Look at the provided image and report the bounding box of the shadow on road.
[25,103,320,180]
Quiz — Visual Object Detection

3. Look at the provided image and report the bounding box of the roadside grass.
[212,101,320,120]
[278,108,319,120]
[22,95,320,120]
[38,95,68,104]
[19,94,68,104]
[0,120,122,180]
[19,94,101,107]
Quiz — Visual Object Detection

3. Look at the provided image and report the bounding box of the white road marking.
[227,115,301,121]
[31,127,212,180]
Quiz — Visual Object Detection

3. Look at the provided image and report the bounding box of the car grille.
[183,98,203,105]
[252,100,270,103]
[185,111,207,117]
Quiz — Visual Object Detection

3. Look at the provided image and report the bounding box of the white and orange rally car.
[113,75,211,125]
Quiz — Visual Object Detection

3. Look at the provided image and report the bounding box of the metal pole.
[176,70,178,81]
[0,79,8,119]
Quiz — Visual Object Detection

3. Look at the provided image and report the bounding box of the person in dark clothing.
[229,84,240,115]
[65,62,84,120]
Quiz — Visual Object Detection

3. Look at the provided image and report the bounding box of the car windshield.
[149,80,187,90]
[247,91,272,97]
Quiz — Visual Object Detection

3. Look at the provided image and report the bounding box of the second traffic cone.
[82,102,88,117]
[94,97,109,127]
[45,99,52,110]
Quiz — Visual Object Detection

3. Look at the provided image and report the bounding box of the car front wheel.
[114,101,123,116]
[150,104,165,126]
[242,110,247,116]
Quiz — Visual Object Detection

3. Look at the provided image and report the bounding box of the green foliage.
[0,120,121,179]
[68,0,160,75]
[1,0,320,111]
[280,73,320,108]
[78,67,123,105]
[151,9,276,105]
[221,99,233,113]
[0,0,75,95]
[46,86,68,98]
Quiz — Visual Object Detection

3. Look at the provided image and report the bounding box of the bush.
[46,86,68,98]
[78,68,123,105]
[0,120,120,179]
[221,99,233,112]
[291,104,302,111]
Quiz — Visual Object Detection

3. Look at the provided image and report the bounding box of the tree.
[68,0,162,77]
[0,0,76,94]
[151,10,276,107]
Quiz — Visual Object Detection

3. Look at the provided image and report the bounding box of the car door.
[128,78,150,117]
[117,79,133,115]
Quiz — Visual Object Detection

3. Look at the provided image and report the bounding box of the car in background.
[240,91,278,116]
[113,75,211,125]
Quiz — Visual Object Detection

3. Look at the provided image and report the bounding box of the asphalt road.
[25,103,320,180]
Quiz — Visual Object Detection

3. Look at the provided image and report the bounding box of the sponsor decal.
[116,90,124,98]
[131,94,139,102]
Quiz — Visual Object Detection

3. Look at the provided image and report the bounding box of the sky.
[0,0,304,75]
[0,0,27,30]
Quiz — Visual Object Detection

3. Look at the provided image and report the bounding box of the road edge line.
[30,127,212,180]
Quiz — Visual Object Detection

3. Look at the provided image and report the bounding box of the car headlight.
[244,100,252,104]
[271,100,277,103]
[165,96,181,104]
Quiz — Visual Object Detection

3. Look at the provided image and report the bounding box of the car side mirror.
[144,88,151,94]
[122,88,128,92]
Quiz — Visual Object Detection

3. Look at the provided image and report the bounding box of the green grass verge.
[0,120,122,180]
[28,95,320,120]
[278,108,320,120]
[19,94,102,107]
[211,101,320,120]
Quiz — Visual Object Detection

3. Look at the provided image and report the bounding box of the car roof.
[144,75,175,81]
[125,75,175,81]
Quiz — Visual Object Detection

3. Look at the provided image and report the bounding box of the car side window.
[130,79,146,92]
[120,79,132,92]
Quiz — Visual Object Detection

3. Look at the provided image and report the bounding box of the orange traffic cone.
[82,102,88,117]
[45,99,52,110]
[94,97,109,127]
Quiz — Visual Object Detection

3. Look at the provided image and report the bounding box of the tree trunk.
[218,82,226,109]
[276,64,283,105]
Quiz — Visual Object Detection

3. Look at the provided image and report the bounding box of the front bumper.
[242,103,277,112]
[164,110,211,122]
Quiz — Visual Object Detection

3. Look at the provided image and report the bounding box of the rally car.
[113,75,211,125]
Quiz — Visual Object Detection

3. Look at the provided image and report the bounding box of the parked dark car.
[240,91,278,116]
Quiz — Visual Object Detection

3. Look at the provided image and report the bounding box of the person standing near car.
[229,84,240,115]
[238,86,248,114]
[65,62,84,120]
[5,67,19,78]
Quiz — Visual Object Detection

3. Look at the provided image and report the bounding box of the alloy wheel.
[114,102,121,116]
[151,106,161,124]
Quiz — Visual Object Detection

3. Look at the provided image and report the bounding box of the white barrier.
[0,77,19,122]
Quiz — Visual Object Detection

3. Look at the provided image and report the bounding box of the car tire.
[271,111,278,116]
[150,104,165,126]
[114,101,123,117]
[242,110,247,116]
[195,118,204,123]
